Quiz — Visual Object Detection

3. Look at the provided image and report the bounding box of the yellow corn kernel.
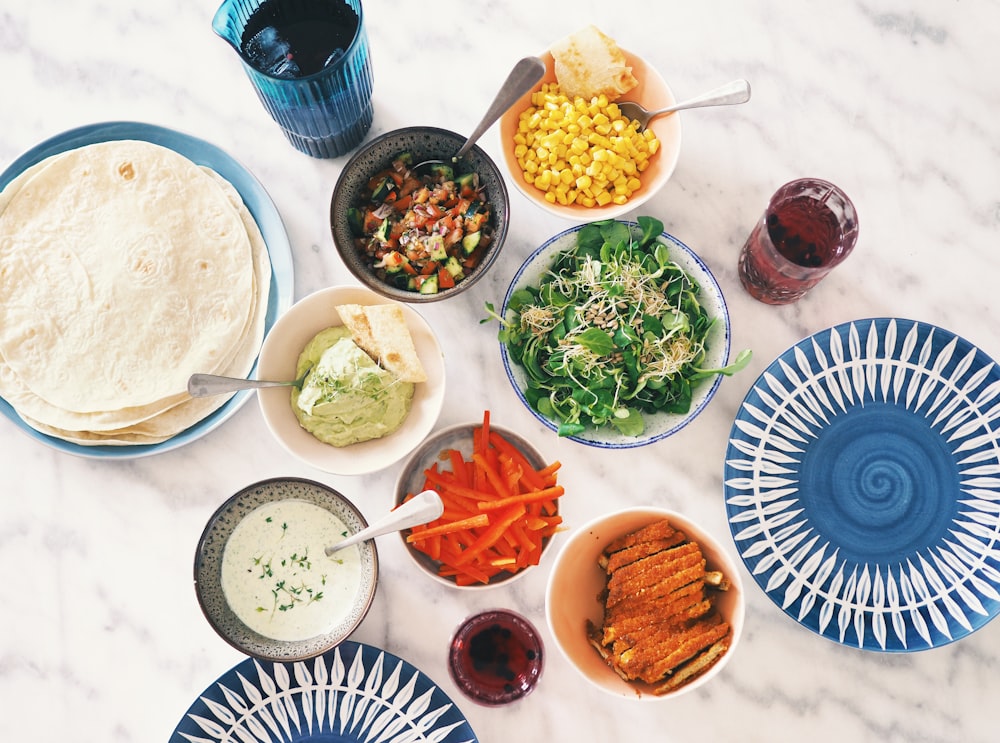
[509,82,660,209]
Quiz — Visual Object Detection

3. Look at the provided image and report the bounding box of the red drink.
[738,178,858,304]
[447,610,543,705]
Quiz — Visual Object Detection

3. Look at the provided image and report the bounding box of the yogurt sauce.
[220,499,364,641]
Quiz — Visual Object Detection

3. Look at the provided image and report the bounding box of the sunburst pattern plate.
[724,318,1000,651]
[170,641,478,742]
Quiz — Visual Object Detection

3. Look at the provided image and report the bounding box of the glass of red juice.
[738,178,859,304]
[447,609,544,706]
[213,0,374,158]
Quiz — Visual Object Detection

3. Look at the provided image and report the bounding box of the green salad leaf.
[485,216,752,437]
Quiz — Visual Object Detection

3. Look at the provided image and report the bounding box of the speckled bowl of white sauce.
[194,477,379,662]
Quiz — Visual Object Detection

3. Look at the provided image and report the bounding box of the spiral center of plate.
[798,403,957,562]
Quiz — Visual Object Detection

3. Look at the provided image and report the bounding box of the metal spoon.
[187,370,310,397]
[326,490,444,555]
[413,55,545,173]
[617,78,751,131]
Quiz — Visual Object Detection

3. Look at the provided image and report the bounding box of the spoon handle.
[453,56,546,161]
[656,78,751,116]
[187,373,297,397]
[326,490,444,555]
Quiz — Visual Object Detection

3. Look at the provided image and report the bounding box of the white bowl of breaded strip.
[545,507,744,699]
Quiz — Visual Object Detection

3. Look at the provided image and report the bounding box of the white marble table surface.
[2,0,999,741]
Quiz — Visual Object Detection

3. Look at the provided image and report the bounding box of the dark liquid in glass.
[448,610,543,705]
[241,0,359,78]
[767,196,841,268]
[738,181,857,304]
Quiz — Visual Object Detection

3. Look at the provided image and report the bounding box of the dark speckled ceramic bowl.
[330,126,510,303]
[194,477,378,662]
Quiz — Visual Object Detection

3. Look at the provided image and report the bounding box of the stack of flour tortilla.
[0,139,271,446]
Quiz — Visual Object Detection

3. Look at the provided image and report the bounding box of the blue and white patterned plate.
[724,318,1000,652]
[170,641,478,742]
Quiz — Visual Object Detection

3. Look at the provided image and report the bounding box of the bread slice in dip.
[337,303,427,383]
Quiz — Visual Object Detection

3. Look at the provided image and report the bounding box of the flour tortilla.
[0,140,271,444]
[0,140,255,413]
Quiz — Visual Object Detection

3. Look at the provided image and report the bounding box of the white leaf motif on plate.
[725,319,1000,651]
[176,644,476,743]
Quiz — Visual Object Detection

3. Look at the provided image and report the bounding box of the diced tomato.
[438,268,456,289]
[362,209,382,233]
[356,156,494,294]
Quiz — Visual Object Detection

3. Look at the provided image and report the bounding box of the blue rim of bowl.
[0,121,293,458]
[499,221,731,449]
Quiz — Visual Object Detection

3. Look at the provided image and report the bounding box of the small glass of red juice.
[447,609,544,706]
[738,178,859,304]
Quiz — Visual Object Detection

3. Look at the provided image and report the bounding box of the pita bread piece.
[550,25,638,101]
[337,303,428,383]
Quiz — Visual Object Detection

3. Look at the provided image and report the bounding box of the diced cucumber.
[417,274,439,294]
[462,230,481,254]
[370,175,394,202]
[376,250,409,273]
[444,255,465,280]
[427,234,447,261]
[456,171,478,190]
[427,163,455,181]
[374,217,391,243]
[346,207,364,236]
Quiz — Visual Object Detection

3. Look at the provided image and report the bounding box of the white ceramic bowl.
[499,47,680,221]
[257,285,445,475]
[500,221,731,448]
[394,421,558,589]
[545,507,744,700]
[194,477,379,662]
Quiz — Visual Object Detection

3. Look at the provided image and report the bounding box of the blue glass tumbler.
[213,0,374,158]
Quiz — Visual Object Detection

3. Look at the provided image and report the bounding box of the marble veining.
[1,0,999,741]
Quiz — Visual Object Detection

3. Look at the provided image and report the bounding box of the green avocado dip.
[290,326,414,447]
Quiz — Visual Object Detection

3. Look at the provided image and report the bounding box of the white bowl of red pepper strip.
[330,126,511,303]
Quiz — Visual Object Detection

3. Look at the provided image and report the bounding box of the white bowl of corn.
[499,48,681,221]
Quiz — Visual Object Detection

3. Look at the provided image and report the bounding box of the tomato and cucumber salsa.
[347,152,495,295]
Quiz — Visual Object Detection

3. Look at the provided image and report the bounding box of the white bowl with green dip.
[257,285,445,475]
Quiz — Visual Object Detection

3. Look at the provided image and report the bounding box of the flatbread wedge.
[337,303,427,383]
